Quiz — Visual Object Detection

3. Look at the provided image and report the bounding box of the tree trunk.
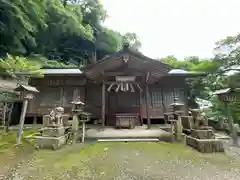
[225,103,238,146]
[6,102,14,132]
[1,102,7,132]
[145,84,151,129]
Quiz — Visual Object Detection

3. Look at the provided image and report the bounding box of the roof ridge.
[41,67,79,69]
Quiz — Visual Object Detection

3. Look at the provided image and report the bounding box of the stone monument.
[186,109,224,153]
[36,107,68,150]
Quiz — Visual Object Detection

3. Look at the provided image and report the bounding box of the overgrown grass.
[0,130,38,151]
[19,142,239,178]
[0,130,39,174]
[2,141,240,179]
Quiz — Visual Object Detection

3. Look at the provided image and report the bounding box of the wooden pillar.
[184,88,189,116]
[101,81,106,127]
[60,87,64,106]
[84,81,87,104]
[139,90,143,125]
[145,84,151,129]
[16,98,29,144]
[161,88,166,113]
[161,88,167,124]
[33,116,37,124]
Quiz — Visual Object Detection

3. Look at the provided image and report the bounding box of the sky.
[101,0,240,59]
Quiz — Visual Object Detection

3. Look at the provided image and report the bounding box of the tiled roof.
[41,68,82,75]
[168,69,198,74]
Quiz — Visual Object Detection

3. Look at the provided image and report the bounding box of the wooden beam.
[139,90,143,125]
[60,87,64,106]
[161,88,166,113]
[145,72,150,83]
[145,84,151,129]
[101,81,106,127]
[104,71,143,76]
[184,88,189,115]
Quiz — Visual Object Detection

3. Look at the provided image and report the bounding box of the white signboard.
[115,76,136,82]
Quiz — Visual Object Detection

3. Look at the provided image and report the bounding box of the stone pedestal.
[186,136,224,153]
[36,107,68,150]
[35,135,66,150]
[36,126,66,150]
[191,129,214,139]
[42,126,65,137]
[36,125,66,150]
[186,128,224,153]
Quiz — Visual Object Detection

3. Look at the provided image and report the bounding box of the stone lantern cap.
[14,84,39,93]
[190,108,201,112]
[71,101,85,105]
[70,96,85,105]
[213,88,240,95]
[168,98,184,107]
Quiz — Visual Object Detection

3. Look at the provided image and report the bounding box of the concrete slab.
[97,138,159,142]
[85,126,171,141]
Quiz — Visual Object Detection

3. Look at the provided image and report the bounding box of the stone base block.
[42,126,65,137]
[191,129,213,139]
[186,136,224,153]
[35,135,66,150]
[43,115,50,127]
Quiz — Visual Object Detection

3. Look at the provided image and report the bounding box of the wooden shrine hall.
[28,44,203,128]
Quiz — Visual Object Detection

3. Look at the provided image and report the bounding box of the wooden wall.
[27,75,188,119]
[28,75,86,116]
[140,86,186,118]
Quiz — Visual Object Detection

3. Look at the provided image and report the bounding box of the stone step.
[215,134,231,140]
[97,138,159,142]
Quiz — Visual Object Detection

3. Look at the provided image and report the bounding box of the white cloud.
[102,0,240,59]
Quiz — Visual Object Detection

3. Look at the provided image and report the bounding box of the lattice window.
[62,87,75,106]
[40,87,61,106]
[163,88,174,106]
[151,87,162,107]
[174,88,185,103]
[86,85,101,106]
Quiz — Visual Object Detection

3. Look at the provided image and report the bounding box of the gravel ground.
[1,142,240,180]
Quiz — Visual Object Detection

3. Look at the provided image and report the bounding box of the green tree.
[0,0,47,56]
[123,32,142,51]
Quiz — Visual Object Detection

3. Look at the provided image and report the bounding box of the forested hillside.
[0,0,140,67]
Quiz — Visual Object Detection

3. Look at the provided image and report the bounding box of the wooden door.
[107,91,140,125]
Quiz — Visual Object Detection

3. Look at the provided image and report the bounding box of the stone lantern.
[71,96,84,114]
[14,84,39,144]
[213,87,240,146]
[168,98,185,141]
[71,97,91,143]
[168,98,185,119]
